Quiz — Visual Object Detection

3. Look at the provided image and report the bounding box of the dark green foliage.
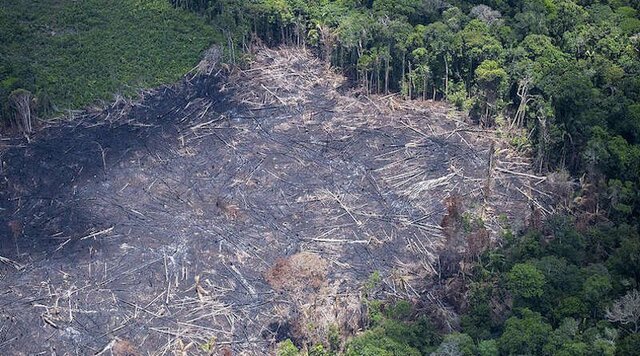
[532,256,583,298]
[531,256,584,318]
[608,231,640,287]
[453,206,636,354]
[507,263,546,299]
[345,329,421,356]
[499,309,553,355]
[478,339,499,356]
[581,265,614,318]
[553,296,588,322]
[507,229,544,261]
[345,318,431,356]
[386,300,412,320]
[617,333,640,356]
[545,217,587,265]
[460,284,495,340]
[346,301,440,356]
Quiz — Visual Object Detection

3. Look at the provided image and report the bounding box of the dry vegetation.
[0,47,559,354]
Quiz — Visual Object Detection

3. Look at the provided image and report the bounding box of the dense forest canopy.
[1,0,640,355]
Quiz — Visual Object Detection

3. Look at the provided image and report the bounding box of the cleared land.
[0,47,556,354]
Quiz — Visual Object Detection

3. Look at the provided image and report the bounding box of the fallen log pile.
[0,47,560,354]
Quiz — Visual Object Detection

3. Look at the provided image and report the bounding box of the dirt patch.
[266,252,328,293]
[112,338,140,356]
[0,47,557,354]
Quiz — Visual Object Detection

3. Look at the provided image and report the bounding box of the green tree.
[345,326,421,356]
[617,333,640,356]
[499,308,552,355]
[507,262,546,300]
[456,19,504,92]
[478,339,498,356]
[474,59,507,126]
[423,21,455,97]
[432,333,476,356]
[582,266,613,316]
[513,0,555,36]
[542,318,584,355]
[608,234,640,285]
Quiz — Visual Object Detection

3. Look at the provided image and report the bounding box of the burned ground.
[0,48,556,354]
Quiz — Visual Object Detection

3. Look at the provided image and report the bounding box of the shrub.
[277,339,299,356]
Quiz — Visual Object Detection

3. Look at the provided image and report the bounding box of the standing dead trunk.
[482,141,496,218]
[361,66,369,95]
[513,78,531,128]
[318,25,335,67]
[423,71,428,101]
[408,62,413,99]
[536,116,550,173]
[376,58,381,94]
[384,54,390,95]
[8,89,34,135]
[482,102,491,128]
[399,53,408,99]
[401,53,406,88]
[369,71,375,95]
[444,55,449,98]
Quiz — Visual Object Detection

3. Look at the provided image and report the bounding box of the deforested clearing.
[0,47,558,354]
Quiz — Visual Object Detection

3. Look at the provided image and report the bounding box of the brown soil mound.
[266,252,328,293]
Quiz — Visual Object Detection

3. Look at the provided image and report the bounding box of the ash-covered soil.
[0,48,555,354]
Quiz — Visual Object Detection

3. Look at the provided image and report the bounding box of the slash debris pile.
[0,47,558,354]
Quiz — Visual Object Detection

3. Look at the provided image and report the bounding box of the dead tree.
[195,45,222,76]
[533,97,552,173]
[606,289,640,334]
[482,141,496,217]
[317,24,336,66]
[8,89,34,134]
[512,77,531,129]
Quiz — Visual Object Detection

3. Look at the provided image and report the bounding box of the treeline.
[170,0,640,355]
[174,0,640,223]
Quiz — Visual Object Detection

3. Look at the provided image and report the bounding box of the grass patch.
[0,0,219,118]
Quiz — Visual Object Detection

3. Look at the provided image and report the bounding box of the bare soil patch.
[0,47,556,354]
[266,252,328,293]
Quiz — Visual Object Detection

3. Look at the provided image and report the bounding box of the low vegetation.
[0,0,218,121]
